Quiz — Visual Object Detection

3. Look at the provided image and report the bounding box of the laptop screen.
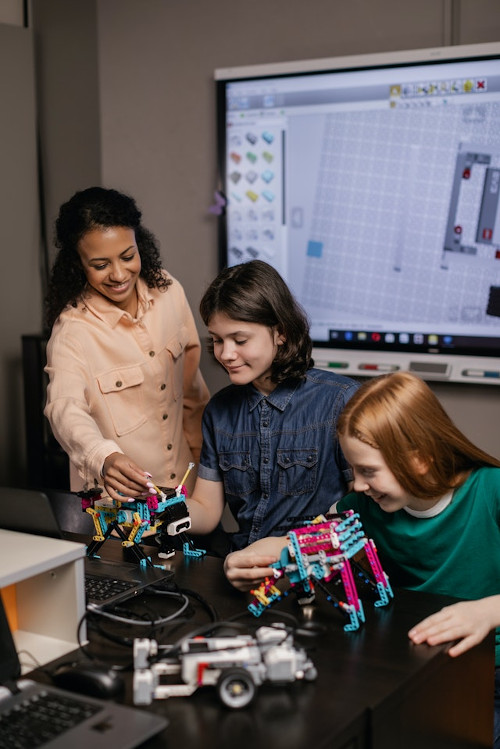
[0,488,64,539]
[0,594,21,683]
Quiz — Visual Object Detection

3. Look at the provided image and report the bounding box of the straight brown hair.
[199,260,313,384]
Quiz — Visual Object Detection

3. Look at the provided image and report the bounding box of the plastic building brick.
[78,463,205,568]
[248,511,393,631]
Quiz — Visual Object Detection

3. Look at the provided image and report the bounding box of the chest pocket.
[164,327,189,401]
[219,452,257,497]
[277,448,318,496]
[97,366,147,436]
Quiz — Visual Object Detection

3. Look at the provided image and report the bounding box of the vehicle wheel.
[217,668,256,709]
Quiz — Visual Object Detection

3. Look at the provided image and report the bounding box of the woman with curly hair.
[44,186,209,500]
[186,260,359,584]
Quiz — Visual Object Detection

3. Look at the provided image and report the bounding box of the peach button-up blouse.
[44,273,209,495]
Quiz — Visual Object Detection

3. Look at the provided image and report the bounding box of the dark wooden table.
[32,537,494,749]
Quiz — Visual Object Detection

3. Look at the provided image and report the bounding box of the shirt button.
[167,444,173,450]
[262,421,269,427]
[162,414,168,420]
[263,457,269,464]
[115,380,122,388]
[262,493,269,499]
[170,473,176,480]
[160,383,166,390]
[149,351,155,357]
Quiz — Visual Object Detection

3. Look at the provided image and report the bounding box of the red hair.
[338,372,500,498]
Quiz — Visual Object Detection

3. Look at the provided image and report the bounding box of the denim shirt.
[198,368,359,550]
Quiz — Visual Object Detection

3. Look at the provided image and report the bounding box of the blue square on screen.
[307,240,323,258]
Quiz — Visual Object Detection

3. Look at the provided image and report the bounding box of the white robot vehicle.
[133,624,317,709]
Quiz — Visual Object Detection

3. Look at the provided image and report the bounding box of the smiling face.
[208,312,284,395]
[339,433,435,513]
[77,226,141,315]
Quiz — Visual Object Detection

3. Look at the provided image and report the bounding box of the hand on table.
[408,597,500,657]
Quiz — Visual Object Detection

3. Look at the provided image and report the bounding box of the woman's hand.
[223,536,288,591]
[408,596,500,657]
[102,452,151,501]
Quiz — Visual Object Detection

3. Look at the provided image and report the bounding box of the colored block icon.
[307,240,323,258]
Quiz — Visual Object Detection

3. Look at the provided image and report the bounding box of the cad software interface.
[223,56,500,355]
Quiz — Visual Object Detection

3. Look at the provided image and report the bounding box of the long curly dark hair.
[199,260,314,384]
[45,187,170,329]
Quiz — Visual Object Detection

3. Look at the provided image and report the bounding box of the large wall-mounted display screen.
[215,42,500,384]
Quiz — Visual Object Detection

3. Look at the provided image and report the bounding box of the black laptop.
[0,488,174,608]
[0,594,167,748]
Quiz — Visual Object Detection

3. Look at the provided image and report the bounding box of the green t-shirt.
[337,467,500,664]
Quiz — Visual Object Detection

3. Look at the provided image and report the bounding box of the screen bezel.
[215,42,500,385]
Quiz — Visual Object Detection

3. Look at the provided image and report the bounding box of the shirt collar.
[81,277,153,327]
[246,378,301,412]
[403,489,454,518]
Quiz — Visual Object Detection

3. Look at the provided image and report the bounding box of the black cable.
[156,619,251,661]
[87,591,190,627]
[229,606,301,628]
[172,586,219,623]
[72,577,220,664]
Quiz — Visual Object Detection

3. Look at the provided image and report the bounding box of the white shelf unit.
[0,529,87,672]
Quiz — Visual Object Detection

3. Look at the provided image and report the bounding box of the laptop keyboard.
[0,689,101,749]
[85,573,136,601]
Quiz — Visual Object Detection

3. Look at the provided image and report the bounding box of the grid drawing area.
[299,101,500,330]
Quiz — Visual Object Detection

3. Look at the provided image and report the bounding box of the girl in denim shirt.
[186,260,359,587]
